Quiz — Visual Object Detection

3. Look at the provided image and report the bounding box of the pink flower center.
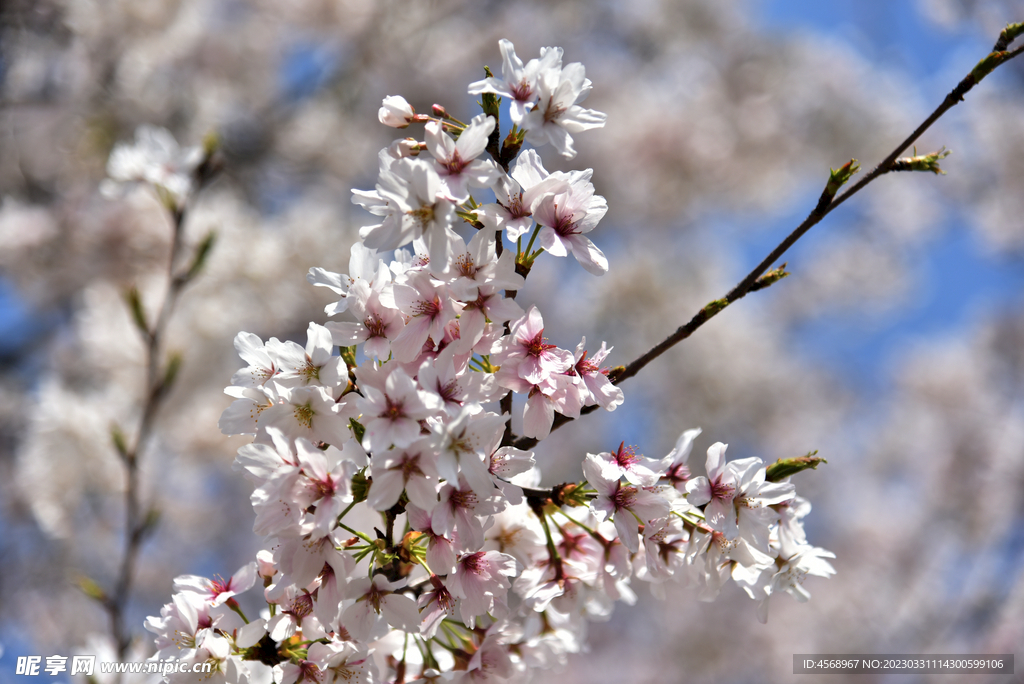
[461,552,489,576]
[613,442,640,469]
[384,397,405,421]
[511,80,534,102]
[576,350,599,375]
[551,208,579,237]
[412,296,442,319]
[364,313,388,339]
[444,150,469,176]
[289,592,314,618]
[449,487,478,512]
[710,476,735,502]
[524,330,556,358]
[612,483,638,512]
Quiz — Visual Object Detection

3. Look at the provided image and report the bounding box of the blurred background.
[2,0,1024,682]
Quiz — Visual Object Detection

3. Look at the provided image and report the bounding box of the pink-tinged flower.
[588,442,662,487]
[572,337,624,411]
[639,515,689,584]
[280,658,324,684]
[417,346,504,416]
[462,633,515,683]
[686,442,740,538]
[270,322,347,394]
[532,169,609,275]
[318,550,358,630]
[582,454,670,553]
[145,591,216,659]
[730,457,795,553]
[523,61,607,159]
[425,114,502,202]
[291,438,357,538]
[307,641,378,684]
[472,150,568,241]
[431,407,504,496]
[507,373,581,440]
[367,438,439,512]
[432,475,503,551]
[468,40,563,126]
[455,283,525,357]
[659,427,701,493]
[492,306,574,385]
[307,242,389,317]
[378,95,415,128]
[391,270,459,362]
[418,575,457,639]
[326,279,404,361]
[356,366,442,453]
[341,575,420,640]
[173,563,257,607]
[407,503,459,574]
[259,383,353,447]
[267,585,328,642]
[229,331,281,389]
[447,550,519,628]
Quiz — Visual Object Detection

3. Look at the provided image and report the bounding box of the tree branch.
[510,27,1024,451]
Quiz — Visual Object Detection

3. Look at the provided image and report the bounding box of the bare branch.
[510,26,1024,451]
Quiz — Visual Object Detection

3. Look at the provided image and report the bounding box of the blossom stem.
[227,599,250,624]
[536,510,563,565]
[339,522,375,544]
[336,500,358,523]
[555,512,603,542]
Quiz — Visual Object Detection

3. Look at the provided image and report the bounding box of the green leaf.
[124,286,149,335]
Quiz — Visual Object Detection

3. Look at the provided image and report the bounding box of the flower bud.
[387,137,421,158]
[379,95,415,128]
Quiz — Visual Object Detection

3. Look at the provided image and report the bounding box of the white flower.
[468,40,563,126]
[532,168,609,275]
[425,114,502,202]
[356,365,442,453]
[582,454,670,553]
[173,563,257,607]
[447,550,518,628]
[523,61,607,159]
[757,545,836,623]
[341,575,420,640]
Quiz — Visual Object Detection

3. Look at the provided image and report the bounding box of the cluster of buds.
[144,40,833,683]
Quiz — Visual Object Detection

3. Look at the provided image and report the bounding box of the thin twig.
[106,206,188,660]
[103,146,221,660]
[509,30,1024,451]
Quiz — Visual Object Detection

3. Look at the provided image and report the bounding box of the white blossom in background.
[101,125,203,205]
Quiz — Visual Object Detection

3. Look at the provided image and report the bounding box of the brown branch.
[104,153,221,662]
[510,27,1024,452]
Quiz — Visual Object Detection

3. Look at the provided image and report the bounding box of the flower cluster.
[145,40,833,683]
